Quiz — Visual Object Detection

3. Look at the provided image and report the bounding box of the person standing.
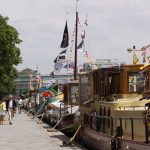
[18,97,23,114]
[1,99,6,122]
[6,95,16,125]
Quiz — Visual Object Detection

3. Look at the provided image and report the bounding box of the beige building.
[14,68,37,96]
[14,68,73,96]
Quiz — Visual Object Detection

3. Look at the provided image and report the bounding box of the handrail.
[83,113,148,142]
[118,106,148,110]
[92,115,144,120]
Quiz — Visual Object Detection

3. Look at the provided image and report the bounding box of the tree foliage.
[0,15,22,96]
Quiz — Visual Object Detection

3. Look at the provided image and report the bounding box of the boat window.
[103,107,106,116]
[99,106,102,116]
[107,108,111,127]
[99,73,105,97]
[63,85,68,104]
[71,85,78,104]
[103,107,106,133]
[109,73,120,94]
[128,72,143,93]
[93,72,99,95]
[139,71,149,91]
[80,75,91,105]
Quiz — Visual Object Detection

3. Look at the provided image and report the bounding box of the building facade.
[14,68,37,95]
[14,68,73,96]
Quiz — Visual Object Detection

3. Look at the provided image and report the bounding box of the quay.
[0,111,86,150]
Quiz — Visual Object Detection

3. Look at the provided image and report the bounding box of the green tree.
[0,15,22,96]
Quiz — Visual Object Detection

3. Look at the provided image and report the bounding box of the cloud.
[1,0,150,74]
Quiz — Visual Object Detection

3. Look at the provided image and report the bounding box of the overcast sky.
[1,0,150,74]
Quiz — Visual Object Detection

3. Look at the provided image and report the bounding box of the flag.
[84,14,88,26]
[50,71,54,77]
[54,49,67,63]
[54,57,58,63]
[77,40,84,52]
[40,83,58,97]
[63,61,74,68]
[54,55,65,63]
[141,45,150,63]
[50,83,58,96]
[60,21,69,48]
[132,52,139,64]
[54,57,65,71]
[60,49,67,54]
[54,60,64,71]
[58,55,65,60]
[35,74,41,82]
[84,50,93,64]
[54,49,67,71]
[81,30,85,39]
[141,47,147,62]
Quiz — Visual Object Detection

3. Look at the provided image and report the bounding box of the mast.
[74,0,79,80]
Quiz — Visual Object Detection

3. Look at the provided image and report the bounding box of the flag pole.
[74,0,79,80]
[67,49,70,81]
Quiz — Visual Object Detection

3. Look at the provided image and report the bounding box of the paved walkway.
[0,110,85,150]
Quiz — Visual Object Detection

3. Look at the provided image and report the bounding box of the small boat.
[46,80,79,134]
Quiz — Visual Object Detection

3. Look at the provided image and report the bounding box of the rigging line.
[78,16,94,64]
[68,24,76,62]
[78,13,88,32]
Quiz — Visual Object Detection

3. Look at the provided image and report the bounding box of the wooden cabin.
[63,80,79,106]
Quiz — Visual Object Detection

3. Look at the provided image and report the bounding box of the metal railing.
[83,113,149,143]
[118,106,148,110]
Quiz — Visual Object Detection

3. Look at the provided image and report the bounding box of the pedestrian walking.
[18,97,23,114]
[1,99,6,122]
[6,95,17,125]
